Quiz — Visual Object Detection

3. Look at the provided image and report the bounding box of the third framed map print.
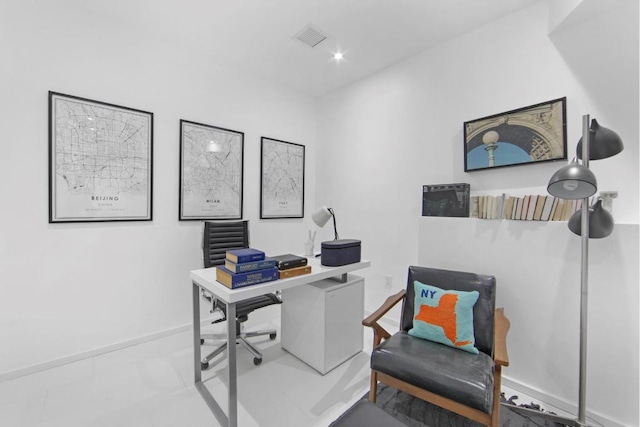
[260,137,305,219]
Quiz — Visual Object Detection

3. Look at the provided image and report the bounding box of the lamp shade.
[312,206,333,227]
[547,158,597,199]
[576,119,624,160]
[568,199,614,238]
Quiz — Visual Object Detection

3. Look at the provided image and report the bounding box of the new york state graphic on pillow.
[408,280,480,354]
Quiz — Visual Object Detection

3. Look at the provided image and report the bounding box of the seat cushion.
[329,400,409,427]
[371,331,494,413]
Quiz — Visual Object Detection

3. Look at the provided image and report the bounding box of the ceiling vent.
[295,24,328,48]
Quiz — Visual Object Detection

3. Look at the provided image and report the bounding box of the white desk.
[190,257,371,427]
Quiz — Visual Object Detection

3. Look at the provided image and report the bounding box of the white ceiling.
[50,0,542,98]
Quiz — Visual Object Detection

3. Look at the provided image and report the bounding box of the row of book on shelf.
[470,194,583,221]
[215,248,311,289]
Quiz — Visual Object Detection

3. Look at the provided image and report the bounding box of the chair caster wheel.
[269,333,277,340]
[201,361,209,370]
[253,358,262,366]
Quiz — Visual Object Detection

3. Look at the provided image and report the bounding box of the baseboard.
[501,376,623,427]
[0,319,215,383]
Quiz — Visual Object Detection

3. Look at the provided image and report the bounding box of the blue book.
[225,248,265,264]
[215,266,278,289]
[225,258,277,273]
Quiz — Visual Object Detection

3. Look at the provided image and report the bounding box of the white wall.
[0,2,317,376]
[315,1,638,426]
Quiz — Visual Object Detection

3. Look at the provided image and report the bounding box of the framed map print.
[260,137,305,219]
[48,91,153,223]
[179,120,244,220]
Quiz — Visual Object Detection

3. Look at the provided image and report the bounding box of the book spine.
[278,265,312,279]
[532,195,545,220]
[276,259,308,270]
[216,267,278,288]
[226,248,266,264]
[225,259,276,273]
[470,196,479,218]
[541,196,554,221]
[230,253,265,263]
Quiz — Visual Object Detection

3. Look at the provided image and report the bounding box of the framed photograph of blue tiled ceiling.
[48,91,153,223]
[179,120,244,220]
[464,97,567,172]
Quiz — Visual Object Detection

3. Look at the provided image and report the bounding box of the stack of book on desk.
[215,248,278,289]
[270,254,311,279]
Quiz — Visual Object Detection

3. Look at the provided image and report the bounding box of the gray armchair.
[363,266,509,427]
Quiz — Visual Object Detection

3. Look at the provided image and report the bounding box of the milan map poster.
[179,120,244,220]
[49,92,153,223]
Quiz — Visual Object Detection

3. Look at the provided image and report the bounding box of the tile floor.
[0,305,563,426]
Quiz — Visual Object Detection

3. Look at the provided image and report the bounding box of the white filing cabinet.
[281,274,364,375]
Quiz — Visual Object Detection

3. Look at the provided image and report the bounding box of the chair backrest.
[401,266,496,357]
[203,221,250,268]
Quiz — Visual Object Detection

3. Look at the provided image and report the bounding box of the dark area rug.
[358,384,568,427]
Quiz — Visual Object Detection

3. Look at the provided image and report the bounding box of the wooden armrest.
[363,289,405,326]
[362,289,406,344]
[494,307,510,367]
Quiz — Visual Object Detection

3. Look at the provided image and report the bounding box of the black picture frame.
[179,120,244,221]
[260,137,305,219]
[464,97,567,172]
[48,91,153,223]
[422,183,470,217]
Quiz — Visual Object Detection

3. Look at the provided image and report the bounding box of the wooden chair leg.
[490,365,502,427]
[369,370,378,402]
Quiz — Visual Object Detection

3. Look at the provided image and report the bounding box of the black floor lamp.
[509,115,623,427]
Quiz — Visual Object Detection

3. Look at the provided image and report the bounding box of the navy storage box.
[321,239,361,266]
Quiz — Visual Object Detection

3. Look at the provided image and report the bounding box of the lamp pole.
[507,114,621,427]
[577,115,590,427]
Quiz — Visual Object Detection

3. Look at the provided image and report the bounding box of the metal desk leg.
[193,282,230,426]
[226,301,237,427]
[193,283,202,383]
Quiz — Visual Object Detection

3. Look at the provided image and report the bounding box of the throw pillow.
[408,280,480,354]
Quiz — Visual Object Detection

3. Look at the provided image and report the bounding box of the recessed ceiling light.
[333,52,344,61]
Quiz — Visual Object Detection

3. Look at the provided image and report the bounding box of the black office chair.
[199,220,281,368]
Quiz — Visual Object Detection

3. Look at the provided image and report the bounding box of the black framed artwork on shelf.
[48,91,153,223]
[422,183,470,217]
[464,97,567,172]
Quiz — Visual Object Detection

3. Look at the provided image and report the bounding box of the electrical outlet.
[599,191,618,213]
[599,191,618,198]
[384,274,393,288]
